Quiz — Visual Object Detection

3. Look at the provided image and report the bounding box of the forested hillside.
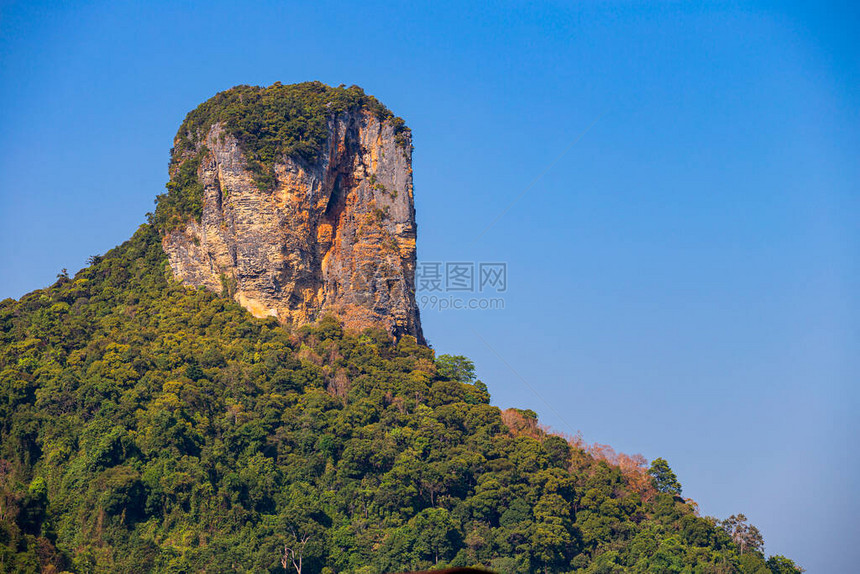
[0,224,801,572]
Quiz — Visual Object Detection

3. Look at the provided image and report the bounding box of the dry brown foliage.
[500,408,543,440]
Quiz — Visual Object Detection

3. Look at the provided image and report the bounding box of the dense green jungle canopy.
[0,224,802,573]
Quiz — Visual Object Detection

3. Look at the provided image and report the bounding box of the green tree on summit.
[648,457,682,495]
[436,354,476,384]
[767,554,805,573]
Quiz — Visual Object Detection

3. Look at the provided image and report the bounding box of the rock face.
[159,85,422,341]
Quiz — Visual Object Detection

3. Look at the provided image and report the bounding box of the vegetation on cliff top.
[0,224,801,573]
[152,82,411,234]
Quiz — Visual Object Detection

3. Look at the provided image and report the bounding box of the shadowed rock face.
[161,104,422,341]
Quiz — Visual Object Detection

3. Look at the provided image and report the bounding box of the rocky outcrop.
[160,89,422,341]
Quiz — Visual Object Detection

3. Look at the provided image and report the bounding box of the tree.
[648,457,682,495]
[20,476,48,535]
[766,555,804,573]
[543,435,572,469]
[436,355,476,384]
[410,508,460,565]
[531,492,575,573]
[281,532,311,574]
[720,514,764,555]
[185,358,204,381]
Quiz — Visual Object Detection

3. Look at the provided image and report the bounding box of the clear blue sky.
[1,1,857,571]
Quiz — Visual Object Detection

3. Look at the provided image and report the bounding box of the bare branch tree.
[719,514,764,555]
[281,532,311,574]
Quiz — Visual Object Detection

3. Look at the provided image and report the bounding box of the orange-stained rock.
[161,109,422,341]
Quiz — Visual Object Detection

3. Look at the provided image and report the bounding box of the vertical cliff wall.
[154,83,422,341]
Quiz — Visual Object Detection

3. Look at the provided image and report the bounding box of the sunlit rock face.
[161,103,422,341]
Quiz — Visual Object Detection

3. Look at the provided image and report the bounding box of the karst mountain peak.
[153,81,422,342]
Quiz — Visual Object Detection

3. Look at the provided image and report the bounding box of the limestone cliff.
[154,83,422,341]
